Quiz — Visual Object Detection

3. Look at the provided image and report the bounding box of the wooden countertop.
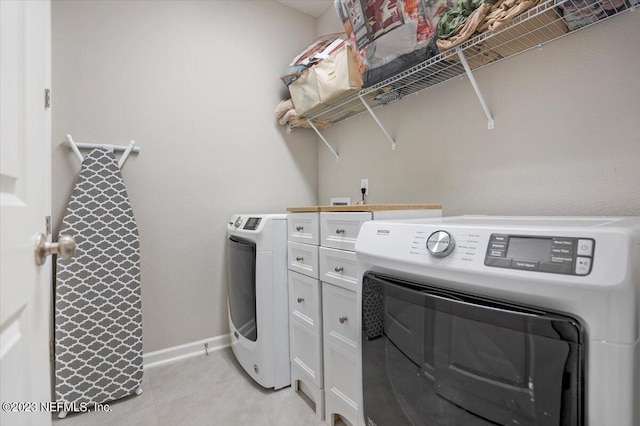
[287,204,442,212]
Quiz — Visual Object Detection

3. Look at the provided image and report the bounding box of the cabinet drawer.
[288,241,319,279]
[288,212,319,245]
[323,338,358,413]
[288,270,322,335]
[322,282,358,352]
[319,247,358,292]
[320,212,371,251]
[290,319,323,388]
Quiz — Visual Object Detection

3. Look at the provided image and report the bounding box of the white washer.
[227,213,290,389]
[355,216,640,426]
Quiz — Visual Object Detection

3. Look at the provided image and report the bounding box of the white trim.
[143,334,231,369]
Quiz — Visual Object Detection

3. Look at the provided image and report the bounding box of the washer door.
[362,273,585,426]
[227,236,257,341]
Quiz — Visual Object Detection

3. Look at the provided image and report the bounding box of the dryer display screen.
[506,237,552,262]
[243,217,261,230]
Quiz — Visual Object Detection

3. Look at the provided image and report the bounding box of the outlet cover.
[361,178,369,196]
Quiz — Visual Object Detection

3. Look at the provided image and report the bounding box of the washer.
[227,213,289,390]
[355,216,640,426]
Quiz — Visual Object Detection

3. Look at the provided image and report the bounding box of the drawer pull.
[339,316,348,324]
[334,266,344,272]
[295,225,304,231]
[297,297,304,303]
[296,256,304,262]
[335,228,345,234]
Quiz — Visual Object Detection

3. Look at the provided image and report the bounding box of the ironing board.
[55,148,142,414]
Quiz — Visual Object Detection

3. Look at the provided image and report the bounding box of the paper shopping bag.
[316,43,363,105]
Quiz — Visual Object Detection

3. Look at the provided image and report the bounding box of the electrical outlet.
[361,178,369,196]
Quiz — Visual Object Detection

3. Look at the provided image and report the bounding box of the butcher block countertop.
[286,204,442,212]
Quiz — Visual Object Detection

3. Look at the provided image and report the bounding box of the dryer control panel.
[484,234,595,276]
[228,215,263,231]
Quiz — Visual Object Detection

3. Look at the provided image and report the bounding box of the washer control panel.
[484,234,595,276]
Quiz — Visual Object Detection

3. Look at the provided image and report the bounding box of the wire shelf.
[292,0,636,128]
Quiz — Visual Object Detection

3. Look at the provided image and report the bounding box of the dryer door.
[362,273,585,426]
[227,236,257,341]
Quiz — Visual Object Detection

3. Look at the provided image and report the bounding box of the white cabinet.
[289,270,322,334]
[323,339,359,424]
[322,282,358,351]
[289,205,442,426]
[288,212,320,245]
[287,212,324,420]
[290,319,323,388]
[319,247,358,292]
[288,241,320,279]
[320,212,365,426]
[321,212,371,251]
[322,282,359,426]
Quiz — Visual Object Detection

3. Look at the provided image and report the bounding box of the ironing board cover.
[55,149,142,405]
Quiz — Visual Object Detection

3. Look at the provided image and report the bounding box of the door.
[0,1,52,425]
[361,273,585,426]
[227,236,257,341]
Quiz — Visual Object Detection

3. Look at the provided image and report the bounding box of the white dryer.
[227,213,290,389]
[355,216,640,426]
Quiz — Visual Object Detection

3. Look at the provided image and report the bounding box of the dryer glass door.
[361,273,585,426]
[227,236,257,341]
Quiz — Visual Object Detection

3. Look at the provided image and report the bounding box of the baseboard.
[143,334,231,369]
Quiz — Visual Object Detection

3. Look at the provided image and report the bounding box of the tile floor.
[52,348,328,426]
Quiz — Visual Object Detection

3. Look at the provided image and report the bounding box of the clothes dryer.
[355,216,640,426]
[227,213,289,389]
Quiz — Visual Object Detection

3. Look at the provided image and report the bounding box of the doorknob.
[35,233,76,266]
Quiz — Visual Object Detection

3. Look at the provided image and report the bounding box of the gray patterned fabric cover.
[55,149,142,406]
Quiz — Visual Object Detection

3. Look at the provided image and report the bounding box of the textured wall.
[52,1,319,352]
[317,10,640,216]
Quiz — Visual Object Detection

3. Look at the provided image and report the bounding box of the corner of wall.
[316,4,343,36]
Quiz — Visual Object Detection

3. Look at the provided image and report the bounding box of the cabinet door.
[290,319,323,388]
[288,270,322,335]
[319,246,358,292]
[324,338,358,420]
[288,212,319,245]
[288,241,319,279]
[322,282,358,352]
[320,212,371,251]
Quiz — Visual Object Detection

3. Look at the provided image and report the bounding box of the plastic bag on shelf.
[334,0,457,87]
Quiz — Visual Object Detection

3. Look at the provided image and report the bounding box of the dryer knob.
[426,230,455,257]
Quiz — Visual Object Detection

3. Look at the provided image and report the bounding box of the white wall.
[52,1,319,352]
[317,9,640,216]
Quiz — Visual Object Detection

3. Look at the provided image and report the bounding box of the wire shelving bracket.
[307,120,340,161]
[455,47,495,130]
[358,93,396,150]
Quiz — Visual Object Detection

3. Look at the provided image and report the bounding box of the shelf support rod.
[358,93,396,150]
[455,47,495,130]
[307,119,339,162]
